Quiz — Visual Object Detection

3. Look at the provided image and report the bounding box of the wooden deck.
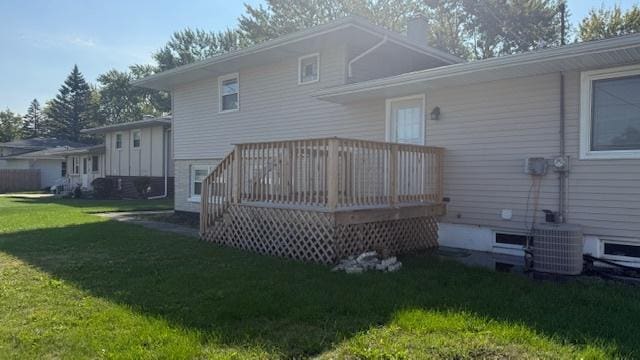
[200,137,445,263]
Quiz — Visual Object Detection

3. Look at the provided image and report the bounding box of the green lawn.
[0,197,639,359]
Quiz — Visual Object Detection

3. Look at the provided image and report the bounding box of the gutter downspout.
[148,128,168,200]
[347,35,388,79]
[558,72,566,223]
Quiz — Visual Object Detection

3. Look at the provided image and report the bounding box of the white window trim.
[580,64,640,160]
[189,165,213,202]
[385,94,426,145]
[132,130,141,149]
[115,132,123,150]
[218,73,239,114]
[298,53,320,85]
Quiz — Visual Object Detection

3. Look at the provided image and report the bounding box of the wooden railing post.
[436,148,444,203]
[326,138,339,210]
[389,143,398,206]
[233,145,242,204]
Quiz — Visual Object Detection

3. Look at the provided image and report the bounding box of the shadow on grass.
[1,220,640,357]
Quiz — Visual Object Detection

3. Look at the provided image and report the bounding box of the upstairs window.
[132,130,141,148]
[116,133,123,149]
[581,65,640,159]
[219,73,239,112]
[298,53,319,84]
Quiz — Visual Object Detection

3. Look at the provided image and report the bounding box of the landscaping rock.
[345,265,364,274]
[386,262,402,272]
[334,251,402,273]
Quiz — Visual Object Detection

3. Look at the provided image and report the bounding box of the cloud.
[65,36,96,48]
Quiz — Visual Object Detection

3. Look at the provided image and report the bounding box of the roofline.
[132,16,462,90]
[60,145,105,155]
[314,33,640,100]
[81,117,171,134]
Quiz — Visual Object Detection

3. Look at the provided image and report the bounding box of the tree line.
[2,0,639,143]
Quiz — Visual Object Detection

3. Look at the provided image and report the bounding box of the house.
[0,138,89,188]
[134,16,640,266]
[63,116,173,198]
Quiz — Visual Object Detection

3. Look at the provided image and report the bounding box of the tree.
[579,5,640,41]
[44,65,92,142]
[462,0,567,59]
[238,0,421,43]
[153,28,248,71]
[238,0,567,60]
[0,109,23,142]
[21,99,45,138]
[97,69,146,123]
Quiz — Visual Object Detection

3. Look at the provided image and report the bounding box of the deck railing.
[200,137,444,233]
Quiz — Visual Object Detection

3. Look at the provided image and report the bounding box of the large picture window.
[219,73,239,112]
[581,65,640,159]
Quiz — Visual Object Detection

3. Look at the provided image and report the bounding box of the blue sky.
[0,0,637,114]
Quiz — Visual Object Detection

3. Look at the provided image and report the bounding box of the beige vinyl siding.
[563,71,640,239]
[104,125,169,177]
[172,45,386,161]
[427,71,640,241]
[427,73,561,232]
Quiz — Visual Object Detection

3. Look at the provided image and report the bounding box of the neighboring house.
[0,138,88,188]
[70,116,174,198]
[134,16,640,265]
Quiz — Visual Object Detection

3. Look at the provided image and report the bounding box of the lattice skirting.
[201,205,439,264]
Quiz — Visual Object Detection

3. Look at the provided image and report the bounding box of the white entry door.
[386,95,425,145]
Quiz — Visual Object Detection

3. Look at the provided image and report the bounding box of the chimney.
[406,15,429,47]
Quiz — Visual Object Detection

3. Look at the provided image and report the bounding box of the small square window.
[298,54,319,84]
[219,74,239,112]
[132,130,141,148]
[116,133,123,149]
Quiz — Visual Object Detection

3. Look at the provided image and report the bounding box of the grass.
[0,196,639,359]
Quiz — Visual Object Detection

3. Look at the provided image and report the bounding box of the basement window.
[604,242,640,259]
[580,65,640,159]
[495,233,528,247]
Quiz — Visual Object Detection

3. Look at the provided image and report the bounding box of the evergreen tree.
[0,109,23,142]
[44,65,92,142]
[579,5,640,41]
[21,99,45,138]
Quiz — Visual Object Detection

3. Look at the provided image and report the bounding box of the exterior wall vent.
[532,223,583,275]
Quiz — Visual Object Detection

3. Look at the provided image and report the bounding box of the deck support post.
[327,138,339,210]
[389,143,398,206]
[233,145,242,204]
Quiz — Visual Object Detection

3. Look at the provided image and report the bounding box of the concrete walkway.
[97,211,199,238]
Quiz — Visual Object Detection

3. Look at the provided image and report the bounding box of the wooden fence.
[0,169,41,193]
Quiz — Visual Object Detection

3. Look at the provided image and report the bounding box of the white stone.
[381,257,397,268]
[386,262,402,272]
[345,266,364,274]
[356,251,378,264]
